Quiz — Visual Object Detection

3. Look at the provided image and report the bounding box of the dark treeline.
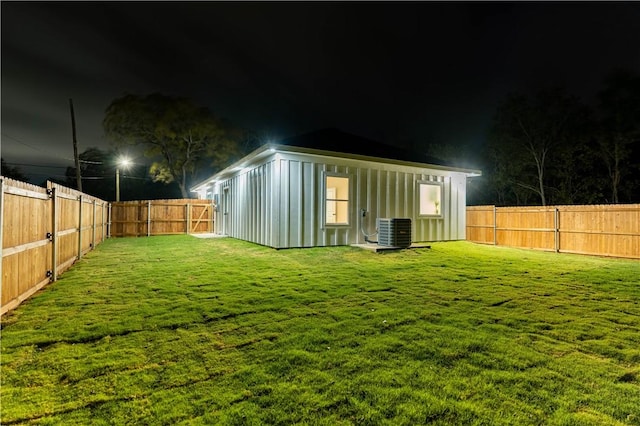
[436,70,640,206]
[1,158,28,181]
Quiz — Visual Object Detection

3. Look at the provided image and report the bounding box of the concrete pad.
[351,242,432,252]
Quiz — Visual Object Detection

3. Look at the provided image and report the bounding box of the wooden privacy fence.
[1,177,109,316]
[466,204,640,259]
[110,199,215,237]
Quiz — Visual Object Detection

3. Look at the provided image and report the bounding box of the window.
[418,181,442,216]
[325,175,349,225]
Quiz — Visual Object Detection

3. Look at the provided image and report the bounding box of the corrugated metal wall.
[210,152,468,248]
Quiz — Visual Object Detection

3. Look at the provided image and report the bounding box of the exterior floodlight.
[115,157,132,202]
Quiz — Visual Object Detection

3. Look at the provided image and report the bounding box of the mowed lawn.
[1,236,639,425]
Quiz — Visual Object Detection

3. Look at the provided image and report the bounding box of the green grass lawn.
[1,236,639,425]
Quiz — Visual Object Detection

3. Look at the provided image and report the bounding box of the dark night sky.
[2,2,640,183]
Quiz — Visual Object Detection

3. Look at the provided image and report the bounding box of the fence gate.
[190,203,212,233]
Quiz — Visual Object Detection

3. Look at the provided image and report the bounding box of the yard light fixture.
[115,157,131,202]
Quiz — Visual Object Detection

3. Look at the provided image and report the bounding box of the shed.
[191,129,481,248]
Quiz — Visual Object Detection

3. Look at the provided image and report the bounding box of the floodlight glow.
[115,157,132,202]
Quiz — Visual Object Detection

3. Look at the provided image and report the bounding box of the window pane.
[326,176,349,200]
[335,200,348,223]
[326,176,349,224]
[419,183,441,216]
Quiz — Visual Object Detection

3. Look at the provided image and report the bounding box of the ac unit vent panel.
[378,218,412,248]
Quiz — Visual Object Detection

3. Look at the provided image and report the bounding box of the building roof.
[191,128,481,192]
[278,128,452,167]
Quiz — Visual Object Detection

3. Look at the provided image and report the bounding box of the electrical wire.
[3,162,68,169]
[360,210,378,243]
[1,133,103,164]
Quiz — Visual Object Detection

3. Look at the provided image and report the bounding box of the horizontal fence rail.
[109,199,215,237]
[1,177,109,316]
[467,204,640,259]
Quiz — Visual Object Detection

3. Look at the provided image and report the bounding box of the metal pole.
[115,168,120,202]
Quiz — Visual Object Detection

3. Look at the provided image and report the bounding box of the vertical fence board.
[467,204,640,259]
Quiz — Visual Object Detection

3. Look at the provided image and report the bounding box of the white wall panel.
[208,151,470,248]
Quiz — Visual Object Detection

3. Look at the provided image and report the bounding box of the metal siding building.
[192,134,480,249]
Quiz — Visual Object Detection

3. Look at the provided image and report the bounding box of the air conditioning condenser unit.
[377,218,412,248]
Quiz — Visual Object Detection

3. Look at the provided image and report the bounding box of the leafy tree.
[485,133,535,206]
[548,137,604,205]
[1,158,28,181]
[489,88,588,205]
[103,93,238,198]
[596,70,640,203]
[64,147,182,201]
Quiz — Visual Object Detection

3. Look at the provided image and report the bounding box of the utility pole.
[69,98,82,192]
[116,167,120,202]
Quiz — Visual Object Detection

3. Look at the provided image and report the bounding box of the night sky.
[2,2,640,183]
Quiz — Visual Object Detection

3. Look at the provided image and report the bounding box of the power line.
[3,162,69,169]
[1,132,103,164]
[1,132,49,154]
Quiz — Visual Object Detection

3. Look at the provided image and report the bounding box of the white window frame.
[324,172,350,226]
[417,180,443,218]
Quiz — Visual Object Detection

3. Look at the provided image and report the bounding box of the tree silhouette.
[104,93,239,197]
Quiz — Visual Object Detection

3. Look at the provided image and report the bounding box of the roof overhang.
[191,143,482,193]
[190,144,276,192]
[270,144,483,177]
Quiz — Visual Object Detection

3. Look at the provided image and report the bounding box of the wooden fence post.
[92,199,97,249]
[51,186,58,281]
[147,201,151,237]
[493,205,497,245]
[553,206,560,253]
[138,201,143,237]
[186,203,192,234]
[107,203,112,238]
[101,202,105,242]
[105,202,108,241]
[0,178,4,299]
[77,194,83,259]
